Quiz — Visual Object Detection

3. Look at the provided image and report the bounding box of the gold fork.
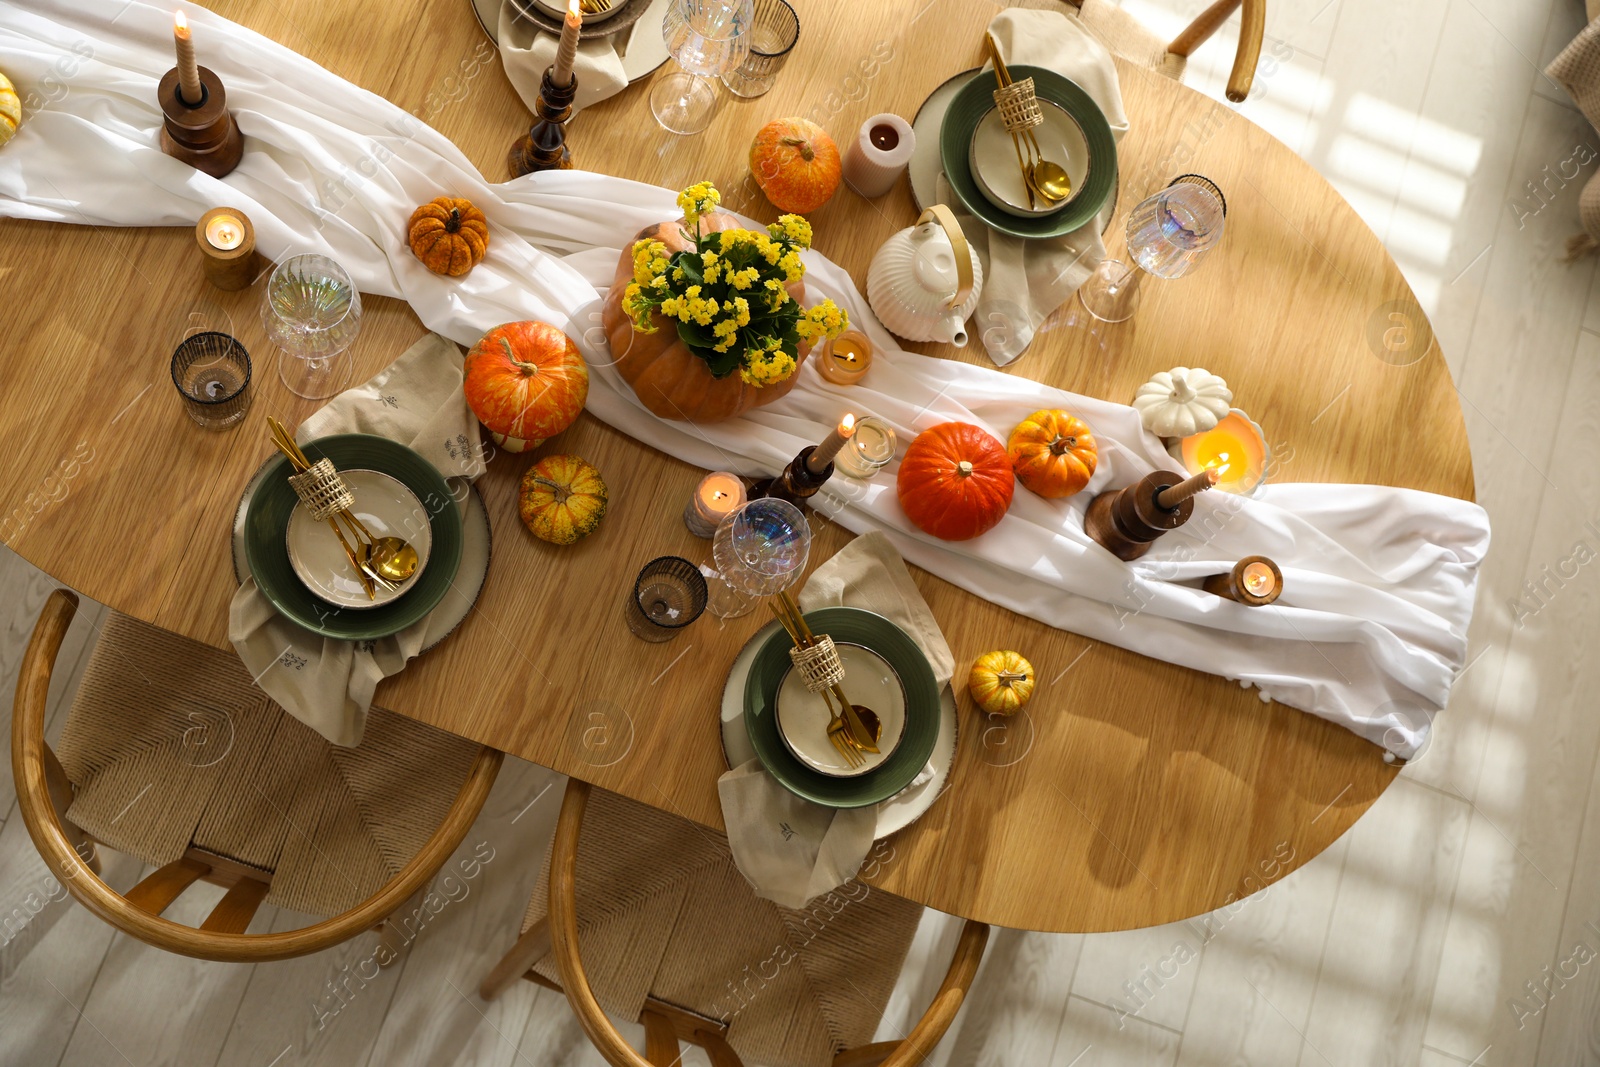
[986,34,1034,209]
[768,602,865,769]
[266,418,396,596]
[580,0,612,13]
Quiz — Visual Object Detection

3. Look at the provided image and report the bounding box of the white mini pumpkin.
[1133,367,1233,438]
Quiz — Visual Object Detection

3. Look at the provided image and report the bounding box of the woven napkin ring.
[993,78,1044,133]
[789,635,846,693]
[286,458,355,522]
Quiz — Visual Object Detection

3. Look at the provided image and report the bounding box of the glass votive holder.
[171,331,252,430]
[833,416,896,479]
[719,0,799,98]
[626,556,709,642]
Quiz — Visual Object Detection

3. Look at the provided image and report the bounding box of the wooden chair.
[11,590,503,962]
[1069,0,1267,103]
[481,780,991,1067]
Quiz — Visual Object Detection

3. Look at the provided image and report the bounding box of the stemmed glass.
[1078,179,1226,323]
[706,498,811,618]
[262,254,363,399]
[652,0,752,135]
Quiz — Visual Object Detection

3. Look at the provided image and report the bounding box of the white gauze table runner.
[0,0,1490,758]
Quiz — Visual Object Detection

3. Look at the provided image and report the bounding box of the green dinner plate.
[744,607,940,808]
[243,434,463,640]
[940,65,1118,239]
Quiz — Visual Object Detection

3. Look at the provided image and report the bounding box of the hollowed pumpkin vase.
[600,211,813,424]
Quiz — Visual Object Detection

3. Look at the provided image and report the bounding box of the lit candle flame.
[840,413,857,436]
[174,8,188,34]
[567,0,581,17]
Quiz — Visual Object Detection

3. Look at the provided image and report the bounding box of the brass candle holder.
[195,207,258,291]
[1084,468,1218,561]
[157,65,243,178]
[508,67,576,177]
[1203,556,1282,607]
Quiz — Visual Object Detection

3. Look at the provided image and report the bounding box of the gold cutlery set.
[770,591,884,768]
[986,32,1072,210]
[266,416,419,602]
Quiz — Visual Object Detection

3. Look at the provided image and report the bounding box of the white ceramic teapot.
[866,205,984,347]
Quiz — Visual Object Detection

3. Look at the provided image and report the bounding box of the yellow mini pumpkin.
[519,454,607,545]
[0,72,20,149]
[408,196,489,277]
[968,650,1035,716]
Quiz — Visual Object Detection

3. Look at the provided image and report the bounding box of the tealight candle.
[834,415,896,479]
[1179,409,1270,496]
[817,329,873,386]
[1203,555,1283,606]
[683,471,746,538]
[194,206,257,291]
[805,414,857,474]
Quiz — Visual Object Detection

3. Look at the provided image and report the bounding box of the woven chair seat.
[54,612,480,917]
[520,789,923,1067]
[1074,0,1188,82]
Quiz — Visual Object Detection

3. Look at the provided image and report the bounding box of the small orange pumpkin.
[896,422,1014,541]
[408,197,489,277]
[519,454,608,545]
[749,118,841,214]
[1008,410,1098,499]
[968,650,1035,715]
[464,321,588,453]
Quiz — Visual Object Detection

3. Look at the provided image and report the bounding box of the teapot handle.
[919,205,974,310]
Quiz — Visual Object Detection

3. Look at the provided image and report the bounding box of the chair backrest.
[1165,0,1265,103]
[543,779,991,1067]
[10,590,503,962]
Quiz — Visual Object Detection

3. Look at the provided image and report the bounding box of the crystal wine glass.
[652,0,752,136]
[1078,180,1226,323]
[707,498,810,618]
[262,254,363,399]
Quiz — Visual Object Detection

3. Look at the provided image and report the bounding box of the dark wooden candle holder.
[508,67,576,178]
[1084,469,1216,561]
[1202,555,1283,606]
[158,66,243,179]
[749,446,834,508]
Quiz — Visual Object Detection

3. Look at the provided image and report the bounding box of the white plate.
[776,643,907,778]
[235,463,493,651]
[721,621,958,839]
[469,0,672,83]
[910,67,1116,236]
[969,99,1090,218]
[284,470,434,610]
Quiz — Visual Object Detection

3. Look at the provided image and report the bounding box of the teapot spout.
[942,312,969,348]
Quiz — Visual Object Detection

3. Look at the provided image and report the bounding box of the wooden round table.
[0,0,1472,932]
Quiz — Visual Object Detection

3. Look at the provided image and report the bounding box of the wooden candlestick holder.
[1202,556,1283,606]
[1084,469,1216,561]
[158,66,243,179]
[749,446,834,508]
[508,67,576,178]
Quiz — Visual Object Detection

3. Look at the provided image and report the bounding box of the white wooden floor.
[3,0,1599,1062]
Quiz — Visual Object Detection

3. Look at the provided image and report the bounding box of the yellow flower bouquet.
[621,182,847,389]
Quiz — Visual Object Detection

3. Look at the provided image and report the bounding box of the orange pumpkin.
[409,197,489,277]
[600,213,812,423]
[463,321,588,453]
[896,422,1014,541]
[1008,409,1098,499]
[749,118,841,214]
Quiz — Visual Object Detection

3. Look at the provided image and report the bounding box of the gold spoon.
[368,537,420,583]
[987,35,1073,205]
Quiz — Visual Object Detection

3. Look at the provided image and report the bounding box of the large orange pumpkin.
[1008,409,1098,499]
[463,321,588,453]
[600,212,812,423]
[896,422,1015,541]
[750,118,841,214]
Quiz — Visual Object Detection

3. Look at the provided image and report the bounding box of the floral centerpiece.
[600,182,848,424]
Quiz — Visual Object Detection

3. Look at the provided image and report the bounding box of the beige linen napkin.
[718,532,954,909]
[499,1,630,114]
[941,8,1130,367]
[228,333,487,747]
